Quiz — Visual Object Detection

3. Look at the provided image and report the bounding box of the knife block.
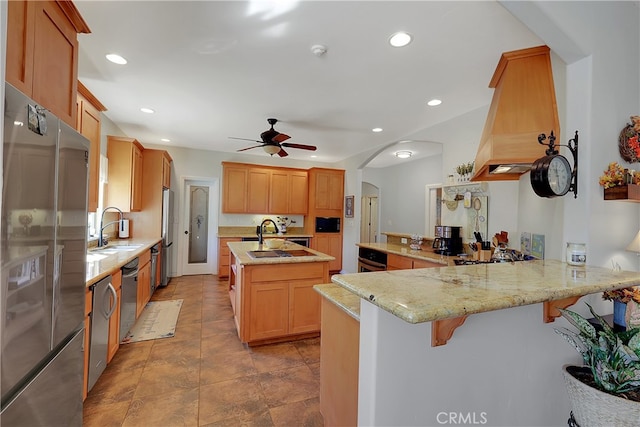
[474,249,494,261]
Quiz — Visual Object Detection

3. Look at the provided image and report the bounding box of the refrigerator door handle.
[104,283,117,319]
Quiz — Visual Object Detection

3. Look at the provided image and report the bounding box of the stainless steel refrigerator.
[1,83,89,425]
[160,188,174,287]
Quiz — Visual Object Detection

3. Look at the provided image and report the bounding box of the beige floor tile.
[250,342,305,373]
[83,400,130,427]
[200,349,258,385]
[134,359,200,398]
[269,397,324,427]
[257,365,319,408]
[198,376,269,425]
[123,387,199,427]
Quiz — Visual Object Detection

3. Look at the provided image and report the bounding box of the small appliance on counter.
[432,226,463,255]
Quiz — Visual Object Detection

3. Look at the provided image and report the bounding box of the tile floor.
[83,274,324,426]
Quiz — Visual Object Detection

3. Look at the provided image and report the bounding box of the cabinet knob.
[184,230,189,235]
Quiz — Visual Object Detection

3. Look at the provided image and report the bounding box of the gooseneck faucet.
[99,206,124,247]
[258,219,279,245]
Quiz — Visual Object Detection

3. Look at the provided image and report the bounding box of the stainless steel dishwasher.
[119,258,139,342]
[88,275,117,392]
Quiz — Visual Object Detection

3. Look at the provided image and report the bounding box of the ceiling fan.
[229,118,317,157]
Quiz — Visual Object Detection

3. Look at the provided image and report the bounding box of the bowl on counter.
[265,239,285,249]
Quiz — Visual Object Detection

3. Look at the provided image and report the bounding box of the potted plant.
[555,303,640,426]
[602,286,640,330]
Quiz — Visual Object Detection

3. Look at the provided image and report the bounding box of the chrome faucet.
[99,206,124,247]
[258,219,279,245]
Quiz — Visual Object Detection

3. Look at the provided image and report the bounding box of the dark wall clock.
[530,131,579,198]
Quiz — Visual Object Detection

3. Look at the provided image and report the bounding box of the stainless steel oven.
[358,247,387,272]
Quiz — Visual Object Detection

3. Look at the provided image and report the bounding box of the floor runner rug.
[122,299,183,344]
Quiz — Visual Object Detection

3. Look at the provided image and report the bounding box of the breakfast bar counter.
[316,260,640,426]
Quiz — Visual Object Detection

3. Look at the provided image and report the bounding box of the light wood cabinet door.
[412,259,444,269]
[222,165,248,213]
[288,171,309,214]
[248,282,288,342]
[313,234,343,272]
[314,170,344,211]
[289,281,321,334]
[162,154,172,188]
[107,136,144,212]
[247,168,270,213]
[387,254,413,271]
[76,83,106,213]
[218,238,241,278]
[6,1,90,127]
[136,251,152,318]
[107,270,122,364]
[269,169,289,213]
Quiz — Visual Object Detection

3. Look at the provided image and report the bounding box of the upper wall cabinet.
[309,168,344,214]
[222,162,308,215]
[76,82,107,213]
[107,136,144,212]
[6,0,91,127]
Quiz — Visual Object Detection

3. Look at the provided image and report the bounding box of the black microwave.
[315,217,340,233]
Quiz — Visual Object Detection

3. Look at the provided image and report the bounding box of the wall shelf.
[442,182,488,199]
[603,184,640,202]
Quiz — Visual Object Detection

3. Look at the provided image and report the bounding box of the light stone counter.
[331,259,640,324]
[227,241,334,265]
[85,238,161,287]
[314,283,361,321]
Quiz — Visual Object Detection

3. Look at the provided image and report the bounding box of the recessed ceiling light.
[372,127,383,133]
[389,32,412,47]
[310,155,317,158]
[427,99,442,106]
[395,150,413,159]
[106,53,127,65]
[161,138,171,142]
[140,108,155,114]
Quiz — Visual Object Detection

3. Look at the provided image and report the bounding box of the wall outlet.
[401,238,408,244]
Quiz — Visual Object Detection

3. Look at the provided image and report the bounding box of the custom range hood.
[471,45,560,181]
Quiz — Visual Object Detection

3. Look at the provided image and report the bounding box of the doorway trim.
[178,176,219,276]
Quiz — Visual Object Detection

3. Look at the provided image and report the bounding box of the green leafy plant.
[555,303,640,394]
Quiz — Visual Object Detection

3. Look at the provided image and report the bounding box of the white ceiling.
[75,1,543,168]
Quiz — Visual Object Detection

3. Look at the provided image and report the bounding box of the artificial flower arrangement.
[598,162,640,189]
[602,286,640,304]
[619,115,640,163]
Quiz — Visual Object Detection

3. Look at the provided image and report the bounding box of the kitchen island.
[315,260,640,426]
[227,241,334,346]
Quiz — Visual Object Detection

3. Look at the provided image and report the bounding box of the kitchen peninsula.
[316,260,640,426]
[227,241,334,346]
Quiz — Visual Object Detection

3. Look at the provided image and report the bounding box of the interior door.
[360,196,378,243]
[181,179,218,275]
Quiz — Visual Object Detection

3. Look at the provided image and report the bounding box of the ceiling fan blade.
[236,145,264,152]
[278,148,289,157]
[281,142,317,151]
[229,136,261,143]
[272,133,290,143]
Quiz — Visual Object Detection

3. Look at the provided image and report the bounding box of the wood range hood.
[471,45,560,182]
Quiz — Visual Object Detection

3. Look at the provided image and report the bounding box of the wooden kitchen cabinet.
[221,162,308,214]
[83,286,92,401]
[136,149,173,239]
[136,250,151,318]
[387,253,444,270]
[107,136,144,212]
[312,234,342,272]
[107,270,122,364]
[235,262,328,345]
[218,237,241,278]
[6,0,90,127]
[310,168,344,212]
[76,82,106,213]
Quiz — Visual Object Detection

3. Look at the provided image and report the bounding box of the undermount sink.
[247,249,316,259]
[90,244,143,253]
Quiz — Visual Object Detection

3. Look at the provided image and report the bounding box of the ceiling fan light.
[395,150,412,159]
[263,145,281,155]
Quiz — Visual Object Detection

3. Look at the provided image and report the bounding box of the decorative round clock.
[530,130,579,199]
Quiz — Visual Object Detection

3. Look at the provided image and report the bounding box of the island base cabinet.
[320,296,359,426]
[238,262,328,345]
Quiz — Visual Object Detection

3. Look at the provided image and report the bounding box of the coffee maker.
[432,226,463,255]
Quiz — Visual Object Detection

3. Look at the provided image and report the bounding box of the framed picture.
[345,195,354,218]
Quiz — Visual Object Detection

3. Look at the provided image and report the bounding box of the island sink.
[247,249,317,259]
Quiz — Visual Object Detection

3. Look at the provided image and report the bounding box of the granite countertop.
[85,238,161,287]
[314,283,361,321]
[356,242,454,266]
[228,241,334,265]
[330,259,640,324]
